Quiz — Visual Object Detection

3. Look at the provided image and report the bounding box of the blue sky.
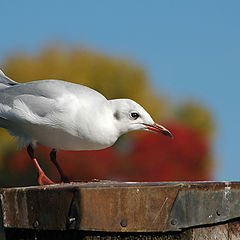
[1,1,240,180]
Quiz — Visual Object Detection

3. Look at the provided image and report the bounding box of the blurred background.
[0,1,239,186]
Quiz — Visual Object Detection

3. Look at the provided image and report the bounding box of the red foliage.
[7,123,213,183]
[129,123,211,181]
[8,150,30,174]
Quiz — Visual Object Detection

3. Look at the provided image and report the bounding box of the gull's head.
[109,99,173,138]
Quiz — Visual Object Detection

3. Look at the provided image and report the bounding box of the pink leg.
[32,158,55,185]
[27,145,55,185]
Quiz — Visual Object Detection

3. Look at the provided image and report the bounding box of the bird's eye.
[130,112,139,120]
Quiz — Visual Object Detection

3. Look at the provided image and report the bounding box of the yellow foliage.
[175,101,215,138]
[3,46,167,120]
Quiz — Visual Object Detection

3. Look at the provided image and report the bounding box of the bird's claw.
[61,175,70,183]
[38,172,55,185]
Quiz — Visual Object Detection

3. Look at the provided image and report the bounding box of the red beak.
[144,123,173,138]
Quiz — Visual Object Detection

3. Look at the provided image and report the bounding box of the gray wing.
[0,70,18,89]
[0,90,58,146]
[0,78,108,148]
[0,82,62,121]
[0,93,58,136]
[0,79,106,123]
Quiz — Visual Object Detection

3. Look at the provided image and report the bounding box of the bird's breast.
[35,126,118,151]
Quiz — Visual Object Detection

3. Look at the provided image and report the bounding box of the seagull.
[0,69,173,185]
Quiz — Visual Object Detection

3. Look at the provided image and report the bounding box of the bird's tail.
[0,69,18,89]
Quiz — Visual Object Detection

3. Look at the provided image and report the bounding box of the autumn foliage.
[5,123,213,186]
[0,46,215,186]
